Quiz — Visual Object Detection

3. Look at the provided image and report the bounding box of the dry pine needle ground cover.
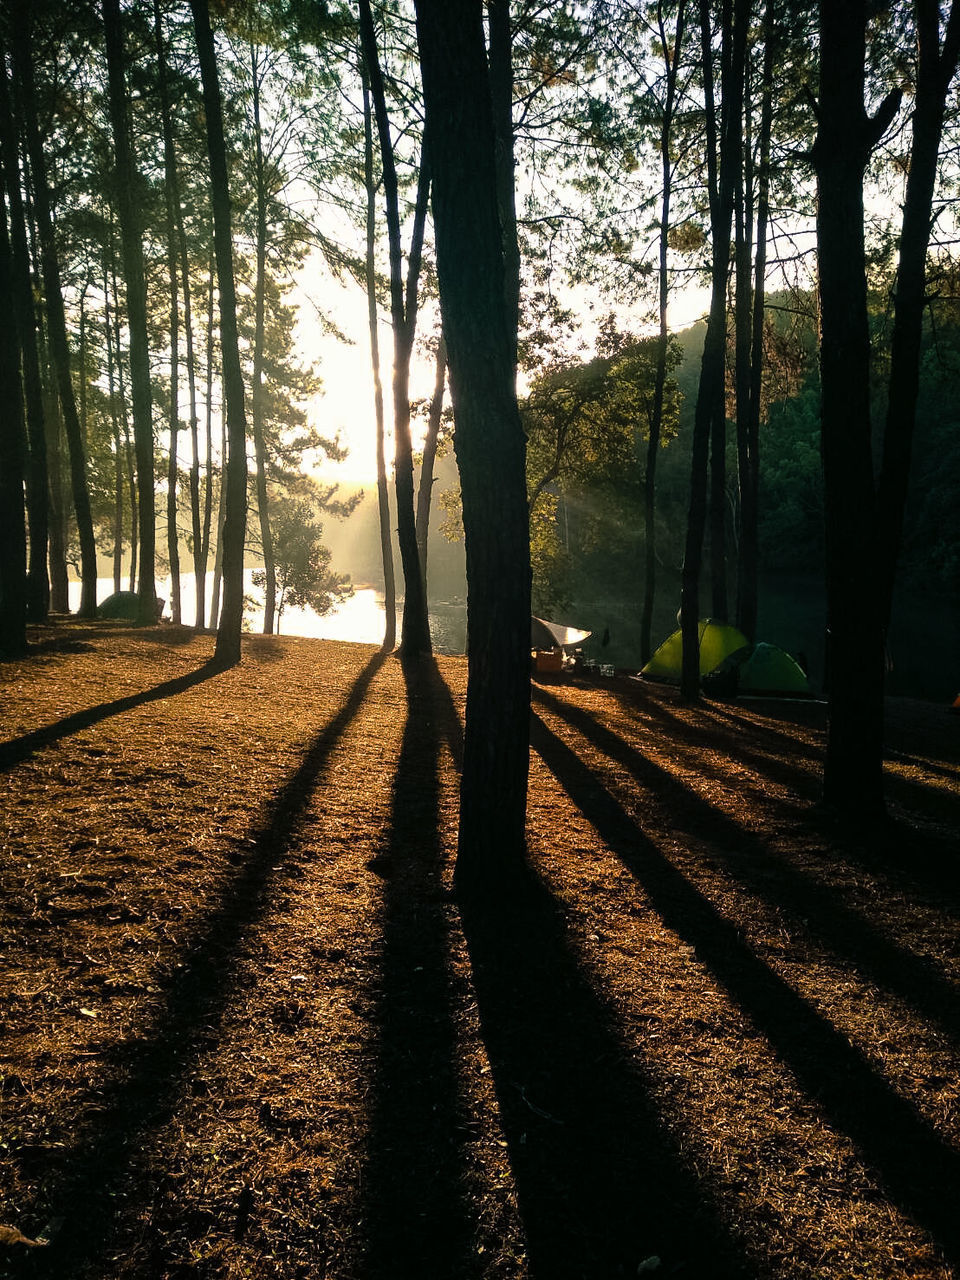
[1,620,959,1280]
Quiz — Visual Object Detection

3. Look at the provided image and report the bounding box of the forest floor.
[1,621,959,1280]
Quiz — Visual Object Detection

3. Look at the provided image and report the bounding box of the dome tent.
[705,642,813,698]
[640,618,749,682]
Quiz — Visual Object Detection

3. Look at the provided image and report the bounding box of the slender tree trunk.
[877,0,960,632]
[102,246,123,593]
[42,332,69,612]
[737,0,774,643]
[198,250,217,629]
[414,0,531,887]
[250,43,276,635]
[813,0,900,818]
[0,179,28,654]
[104,0,158,625]
[153,0,183,624]
[415,335,447,584]
[733,39,754,635]
[361,65,396,651]
[642,0,686,665]
[0,41,47,623]
[13,2,98,617]
[104,283,124,596]
[182,229,203,628]
[191,0,249,667]
[680,0,745,696]
[210,395,227,629]
[359,0,431,656]
[108,232,138,592]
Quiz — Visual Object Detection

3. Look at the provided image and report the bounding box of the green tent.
[640,618,749,682]
[97,590,140,620]
[705,642,813,698]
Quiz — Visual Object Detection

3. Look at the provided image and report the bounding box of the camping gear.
[531,616,591,650]
[640,618,749,682]
[704,642,813,698]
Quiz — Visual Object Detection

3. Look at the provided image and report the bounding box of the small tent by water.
[97,591,165,621]
[640,618,749,682]
[97,591,141,620]
[705,642,813,698]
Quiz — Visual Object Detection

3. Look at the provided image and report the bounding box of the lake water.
[69,569,957,701]
[70,573,469,654]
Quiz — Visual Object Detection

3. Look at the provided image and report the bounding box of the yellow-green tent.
[641,618,749,682]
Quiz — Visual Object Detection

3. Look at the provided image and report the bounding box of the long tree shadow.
[459,865,751,1272]
[614,686,825,798]
[360,654,477,1278]
[0,659,222,771]
[531,710,960,1270]
[617,690,960,897]
[535,687,960,1045]
[28,652,386,1277]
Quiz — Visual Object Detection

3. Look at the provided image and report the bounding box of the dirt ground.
[1,620,959,1280]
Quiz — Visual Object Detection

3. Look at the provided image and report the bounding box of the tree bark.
[414,0,531,887]
[199,249,217,630]
[191,0,249,667]
[250,41,276,635]
[103,0,158,626]
[680,0,745,696]
[103,250,124,595]
[487,0,519,378]
[877,0,960,631]
[813,0,900,818]
[415,335,447,584]
[736,0,774,643]
[359,0,432,656]
[153,0,182,624]
[13,2,98,617]
[0,176,28,655]
[642,0,686,665]
[361,64,396,651]
[0,40,47,623]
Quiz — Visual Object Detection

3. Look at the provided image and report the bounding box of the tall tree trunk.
[813,1,900,818]
[414,0,531,887]
[680,0,745,696]
[415,335,447,584]
[359,0,432,657]
[191,0,249,667]
[104,0,158,626]
[198,249,217,629]
[736,0,774,643]
[13,2,98,617]
[732,34,754,635]
[108,233,138,592]
[210,394,227,630]
[104,253,124,594]
[0,41,47,623]
[181,226,203,629]
[487,0,519,378]
[153,0,182,624]
[361,65,396,651]
[41,333,70,612]
[0,178,28,654]
[642,0,686,665]
[877,0,960,631]
[250,42,276,635]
